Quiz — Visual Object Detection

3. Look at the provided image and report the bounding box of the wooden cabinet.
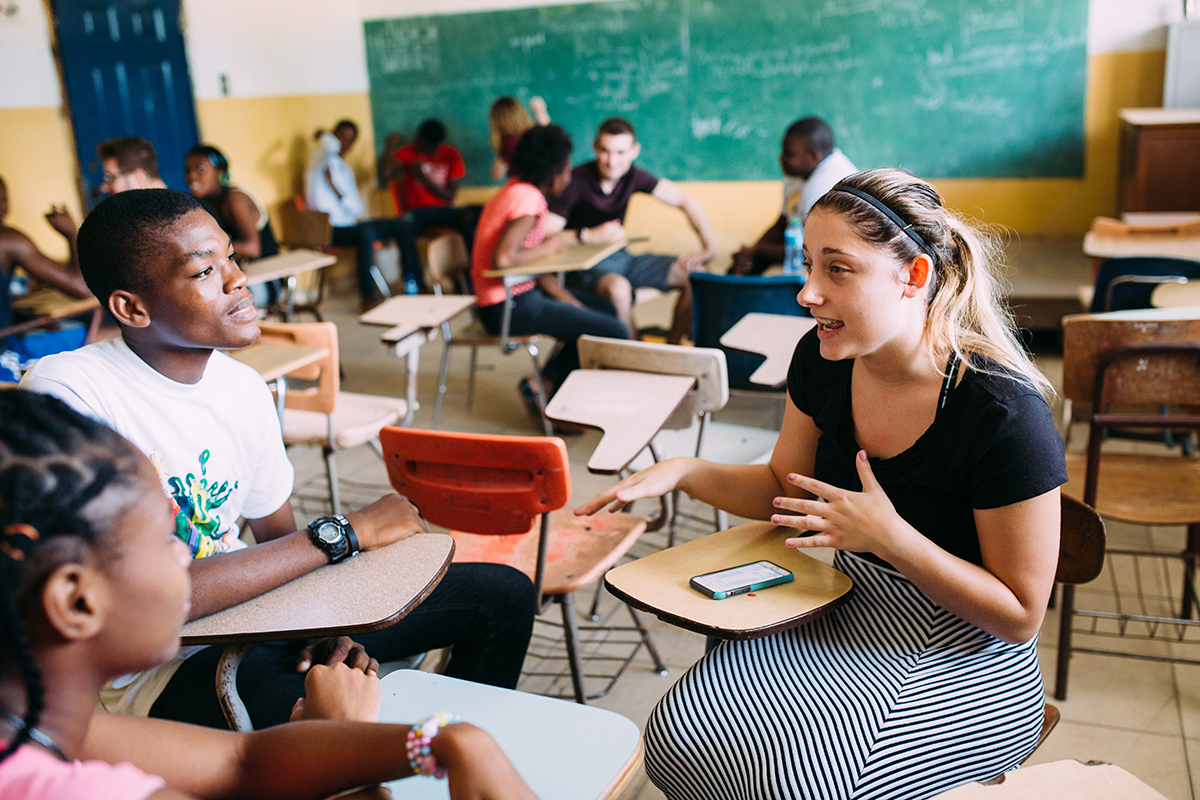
[1119,108,1200,214]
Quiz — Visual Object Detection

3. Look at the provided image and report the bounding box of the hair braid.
[0,390,138,763]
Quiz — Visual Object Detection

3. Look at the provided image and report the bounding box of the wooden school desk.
[240,248,337,321]
[1083,215,1200,278]
[719,312,816,388]
[180,533,455,731]
[380,670,642,800]
[359,295,476,427]
[1151,279,1200,309]
[226,341,329,424]
[6,287,103,341]
[544,369,696,474]
[604,521,852,640]
[480,239,630,279]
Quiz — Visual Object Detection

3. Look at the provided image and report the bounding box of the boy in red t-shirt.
[376,120,477,296]
[392,119,465,211]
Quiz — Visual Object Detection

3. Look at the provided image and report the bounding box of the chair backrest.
[425,231,471,295]
[379,427,571,536]
[1061,310,1200,423]
[1057,494,1105,585]
[577,335,728,429]
[277,202,334,250]
[1088,257,1200,312]
[689,272,809,391]
[255,321,339,414]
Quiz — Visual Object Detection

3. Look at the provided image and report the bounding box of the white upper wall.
[0,0,1185,110]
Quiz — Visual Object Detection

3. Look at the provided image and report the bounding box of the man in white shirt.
[731,117,858,275]
[22,188,536,730]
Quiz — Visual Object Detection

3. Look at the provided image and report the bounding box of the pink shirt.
[471,179,546,308]
[0,744,165,800]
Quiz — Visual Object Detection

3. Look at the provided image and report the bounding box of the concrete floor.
[286,237,1200,800]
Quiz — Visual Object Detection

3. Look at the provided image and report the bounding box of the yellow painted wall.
[1,48,1167,264]
[0,106,84,261]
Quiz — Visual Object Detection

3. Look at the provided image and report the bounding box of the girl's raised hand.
[773,450,906,557]
[574,457,691,516]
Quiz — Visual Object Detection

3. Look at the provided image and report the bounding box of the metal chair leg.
[560,592,588,704]
[465,346,479,409]
[626,604,667,676]
[216,642,258,731]
[324,446,341,515]
[1054,583,1075,701]
[1183,523,1200,620]
[434,339,452,430]
[369,264,392,299]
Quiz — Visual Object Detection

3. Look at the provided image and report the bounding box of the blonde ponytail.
[813,168,1053,399]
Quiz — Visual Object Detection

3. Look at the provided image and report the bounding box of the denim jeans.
[148,562,536,729]
[476,286,628,388]
[332,205,480,301]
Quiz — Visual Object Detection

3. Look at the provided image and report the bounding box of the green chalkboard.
[363,0,1088,183]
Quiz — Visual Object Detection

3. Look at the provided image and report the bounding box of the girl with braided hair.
[0,389,537,800]
[578,168,1067,799]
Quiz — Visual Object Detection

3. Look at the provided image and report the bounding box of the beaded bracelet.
[406,711,462,778]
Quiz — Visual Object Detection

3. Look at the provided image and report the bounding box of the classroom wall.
[0,0,1183,262]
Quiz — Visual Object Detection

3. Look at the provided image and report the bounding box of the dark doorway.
[51,0,200,207]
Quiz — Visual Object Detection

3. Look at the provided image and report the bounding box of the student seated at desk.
[547,117,716,344]
[21,189,536,731]
[489,95,550,181]
[185,144,282,307]
[0,389,538,800]
[472,124,628,426]
[731,116,858,276]
[578,169,1067,800]
[97,136,169,194]
[0,175,92,381]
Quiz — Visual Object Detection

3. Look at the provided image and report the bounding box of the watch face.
[315,521,342,544]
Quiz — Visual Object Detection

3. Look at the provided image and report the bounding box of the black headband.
[829,185,936,261]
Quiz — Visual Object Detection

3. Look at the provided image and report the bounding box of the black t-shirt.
[547,162,659,231]
[787,329,1067,568]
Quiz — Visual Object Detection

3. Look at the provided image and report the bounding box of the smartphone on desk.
[690,560,794,600]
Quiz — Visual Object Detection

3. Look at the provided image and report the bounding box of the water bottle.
[404,275,420,296]
[783,215,804,275]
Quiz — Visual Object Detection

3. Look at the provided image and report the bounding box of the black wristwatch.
[307,514,360,564]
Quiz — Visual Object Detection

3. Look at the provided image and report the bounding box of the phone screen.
[690,560,794,599]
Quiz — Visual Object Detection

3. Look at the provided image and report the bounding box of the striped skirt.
[644,551,1045,800]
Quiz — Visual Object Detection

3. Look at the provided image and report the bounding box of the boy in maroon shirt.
[547,117,715,344]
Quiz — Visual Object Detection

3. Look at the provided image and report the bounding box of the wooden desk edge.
[603,576,853,641]
[179,544,454,646]
[599,737,645,800]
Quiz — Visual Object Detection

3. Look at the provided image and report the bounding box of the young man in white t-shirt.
[731,117,858,275]
[21,188,536,730]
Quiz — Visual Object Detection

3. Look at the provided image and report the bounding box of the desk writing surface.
[604,521,853,640]
[930,760,1167,799]
[1151,280,1200,309]
[239,249,336,285]
[225,342,327,382]
[1083,230,1200,262]
[544,369,695,474]
[481,239,627,277]
[10,288,100,320]
[358,295,475,343]
[179,533,453,645]
[380,670,642,800]
[720,313,816,388]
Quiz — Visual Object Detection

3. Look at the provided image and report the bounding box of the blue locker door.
[52,0,200,207]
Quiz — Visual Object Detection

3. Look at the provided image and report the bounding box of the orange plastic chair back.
[379,428,571,536]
